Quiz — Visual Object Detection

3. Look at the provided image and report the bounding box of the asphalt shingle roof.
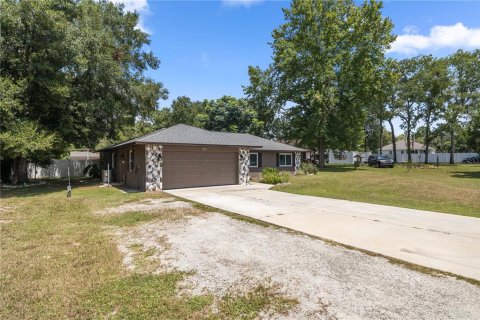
[382,139,434,151]
[99,124,307,152]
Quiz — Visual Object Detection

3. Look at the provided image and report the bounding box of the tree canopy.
[245,0,395,166]
[0,0,167,182]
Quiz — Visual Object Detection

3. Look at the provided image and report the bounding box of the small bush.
[298,162,318,175]
[83,164,101,178]
[260,167,290,185]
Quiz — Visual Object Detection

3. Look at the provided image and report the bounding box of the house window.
[401,151,404,154]
[389,151,392,155]
[279,153,292,167]
[249,153,258,167]
[129,149,134,171]
[111,152,116,169]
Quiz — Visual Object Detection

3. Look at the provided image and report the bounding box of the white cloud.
[402,25,419,34]
[389,23,480,55]
[222,0,264,8]
[110,0,150,33]
[110,0,148,12]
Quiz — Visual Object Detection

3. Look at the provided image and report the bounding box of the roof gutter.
[97,141,264,152]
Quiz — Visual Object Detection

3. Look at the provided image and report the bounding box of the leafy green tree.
[397,57,423,163]
[361,114,392,154]
[369,58,400,156]
[0,0,167,182]
[268,0,394,167]
[444,50,480,163]
[417,56,450,163]
[169,96,204,127]
[466,109,480,153]
[377,59,402,162]
[200,96,264,134]
[243,66,283,138]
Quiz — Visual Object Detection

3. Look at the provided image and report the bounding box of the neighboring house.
[382,140,435,156]
[69,149,100,161]
[98,124,307,191]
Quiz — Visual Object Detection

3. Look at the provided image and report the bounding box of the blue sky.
[115,0,480,132]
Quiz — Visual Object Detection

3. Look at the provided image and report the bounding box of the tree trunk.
[388,119,397,163]
[449,130,455,164]
[318,136,326,168]
[12,157,29,184]
[424,120,430,164]
[379,120,384,154]
[406,122,412,163]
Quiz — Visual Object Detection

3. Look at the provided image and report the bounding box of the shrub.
[83,163,101,178]
[260,167,290,185]
[298,162,318,175]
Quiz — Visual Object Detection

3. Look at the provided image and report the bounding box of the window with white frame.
[129,149,134,171]
[249,153,258,167]
[279,153,292,167]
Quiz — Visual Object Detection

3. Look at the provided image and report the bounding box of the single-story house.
[69,149,100,161]
[98,124,307,191]
[382,140,435,155]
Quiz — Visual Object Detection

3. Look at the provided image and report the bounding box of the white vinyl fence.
[328,151,477,164]
[394,152,478,163]
[28,160,99,179]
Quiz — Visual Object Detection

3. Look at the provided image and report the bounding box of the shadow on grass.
[319,165,363,173]
[0,178,100,198]
[450,171,480,179]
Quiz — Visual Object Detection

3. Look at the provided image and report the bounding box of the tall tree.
[397,57,422,163]
[0,0,167,182]
[370,58,400,155]
[170,96,204,127]
[200,96,264,134]
[417,55,450,164]
[444,49,480,164]
[269,0,394,167]
[243,66,283,138]
[383,59,401,162]
[466,108,480,153]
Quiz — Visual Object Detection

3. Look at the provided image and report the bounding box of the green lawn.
[273,164,480,218]
[0,180,295,320]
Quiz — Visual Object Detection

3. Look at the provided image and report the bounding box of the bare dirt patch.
[114,212,480,320]
[97,198,192,215]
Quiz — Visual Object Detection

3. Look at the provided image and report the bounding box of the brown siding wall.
[249,151,296,178]
[109,145,146,191]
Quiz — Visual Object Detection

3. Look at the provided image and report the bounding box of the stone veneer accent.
[239,148,250,185]
[145,144,163,191]
[295,152,301,174]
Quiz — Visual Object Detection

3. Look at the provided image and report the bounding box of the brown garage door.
[162,149,238,189]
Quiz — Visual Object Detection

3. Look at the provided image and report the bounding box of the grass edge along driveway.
[273,164,480,218]
[0,180,296,320]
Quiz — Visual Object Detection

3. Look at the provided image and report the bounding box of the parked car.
[367,155,378,166]
[369,154,394,168]
[462,155,480,163]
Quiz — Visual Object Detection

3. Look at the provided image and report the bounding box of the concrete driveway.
[167,183,480,281]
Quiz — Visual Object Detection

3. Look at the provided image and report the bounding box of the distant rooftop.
[98,124,307,152]
[383,139,434,151]
[69,150,100,160]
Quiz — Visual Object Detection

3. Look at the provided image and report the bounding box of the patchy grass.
[273,164,480,218]
[0,179,297,319]
[103,211,160,227]
[81,273,214,320]
[218,285,298,320]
